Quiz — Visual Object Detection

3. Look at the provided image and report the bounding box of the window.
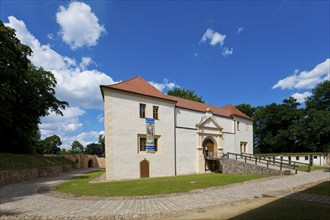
[138,136,159,152]
[305,156,308,160]
[139,137,147,151]
[153,106,159,119]
[296,156,299,160]
[240,142,247,153]
[237,121,240,131]
[314,156,318,159]
[139,104,146,118]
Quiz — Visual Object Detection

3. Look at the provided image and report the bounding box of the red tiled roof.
[100,76,177,102]
[101,76,252,120]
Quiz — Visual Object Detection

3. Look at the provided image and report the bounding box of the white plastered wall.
[104,89,176,180]
[175,128,197,175]
[233,116,253,154]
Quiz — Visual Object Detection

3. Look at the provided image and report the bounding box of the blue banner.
[146,118,155,152]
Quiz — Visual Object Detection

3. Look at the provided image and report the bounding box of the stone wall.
[0,164,73,186]
[220,158,288,176]
[64,154,104,168]
[96,157,105,168]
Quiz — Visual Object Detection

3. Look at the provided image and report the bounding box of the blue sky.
[1,1,329,149]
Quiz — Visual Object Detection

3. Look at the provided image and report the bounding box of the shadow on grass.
[231,181,330,220]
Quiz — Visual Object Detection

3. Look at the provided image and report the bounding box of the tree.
[85,143,103,156]
[235,104,255,118]
[303,81,330,152]
[98,134,105,157]
[35,135,62,154]
[71,140,84,153]
[253,97,303,153]
[305,80,330,112]
[167,88,204,103]
[0,21,68,153]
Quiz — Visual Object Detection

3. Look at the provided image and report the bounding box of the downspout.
[174,106,177,176]
[234,119,237,154]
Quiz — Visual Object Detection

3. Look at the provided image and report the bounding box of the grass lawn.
[56,170,265,197]
[231,198,330,220]
[231,181,330,219]
[0,153,74,170]
[303,181,330,196]
[297,165,329,172]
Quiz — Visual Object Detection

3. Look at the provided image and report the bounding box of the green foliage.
[305,81,330,111]
[98,134,105,157]
[33,135,62,154]
[304,81,330,152]
[85,143,103,156]
[238,81,330,153]
[167,88,204,103]
[235,104,255,118]
[0,153,74,170]
[56,170,265,197]
[71,140,84,153]
[253,97,304,153]
[0,21,68,154]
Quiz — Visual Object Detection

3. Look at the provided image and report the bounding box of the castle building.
[100,76,253,180]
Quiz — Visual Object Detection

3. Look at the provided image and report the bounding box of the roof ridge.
[167,95,228,110]
[105,76,141,87]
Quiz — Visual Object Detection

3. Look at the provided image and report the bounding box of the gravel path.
[0,168,329,219]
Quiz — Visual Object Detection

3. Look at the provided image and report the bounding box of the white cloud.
[56,1,105,50]
[40,107,85,137]
[47,33,54,40]
[200,28,226,46]
[5,16,116,109]
[53,69,115,109]
[40,107,105,149]
[237,27,245,35]
[273,59,330,90]
[79,56,93,70]
[59,131,103,150]
[222,47,233,57]
[97,113,104,123]
[5,16,77,71]
[149,79,177,93]
[291,92,312,103]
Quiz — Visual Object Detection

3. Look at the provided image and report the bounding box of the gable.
[196,116,223,131]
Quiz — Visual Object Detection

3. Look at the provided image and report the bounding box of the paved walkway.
[0,169,329,219]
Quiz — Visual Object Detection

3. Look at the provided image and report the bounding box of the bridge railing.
[225,152,311,174]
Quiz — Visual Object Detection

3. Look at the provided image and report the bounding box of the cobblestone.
[0,168,329,219]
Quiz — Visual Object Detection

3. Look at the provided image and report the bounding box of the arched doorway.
[88,159,93,168]
[202,138,219,172]
[140,160,150,178]
[203,139,215,157]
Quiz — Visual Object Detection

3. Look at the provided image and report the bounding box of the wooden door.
[140,160,149,178]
